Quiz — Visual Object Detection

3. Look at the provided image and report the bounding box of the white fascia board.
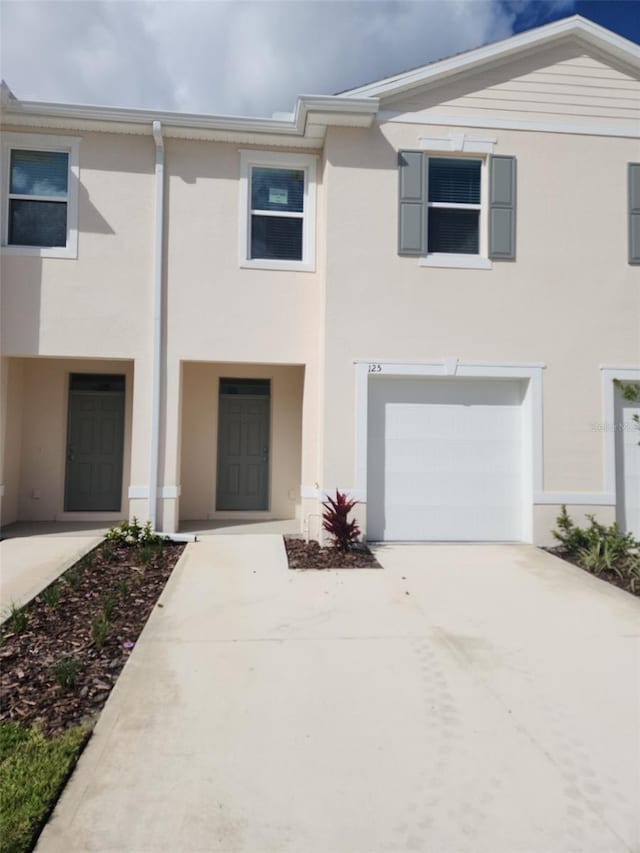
[0,90,378,143]
[341,16,640,100]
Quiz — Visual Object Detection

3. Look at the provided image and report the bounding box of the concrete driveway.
[37,537,640,853]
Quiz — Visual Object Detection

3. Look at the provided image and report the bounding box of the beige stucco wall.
[180,361,304,521]
[0,128,154,360]
[0,358,134,524]
[318,116,639,540]
[0,358,24,526]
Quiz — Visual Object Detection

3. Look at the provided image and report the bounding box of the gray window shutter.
[489,155,516,260]
[398,150,425,255]
[629,163,640,264]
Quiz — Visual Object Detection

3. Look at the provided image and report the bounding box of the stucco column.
[156,357,182,533]
[127,355,153,522]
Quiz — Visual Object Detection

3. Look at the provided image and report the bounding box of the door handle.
[67,448,75,462]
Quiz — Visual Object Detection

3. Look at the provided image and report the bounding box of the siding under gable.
[382,48,640,134]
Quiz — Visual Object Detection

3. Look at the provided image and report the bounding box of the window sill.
[240,258,315,273]
[419,254,492,270]
[1,243,77,260]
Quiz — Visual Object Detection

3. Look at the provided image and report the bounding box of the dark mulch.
[0,541,185,736]
[284,537,382,570]
[544,546,639,596]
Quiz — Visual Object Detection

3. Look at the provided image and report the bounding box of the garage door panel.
[368,377,525,541]
[385,439,520,473]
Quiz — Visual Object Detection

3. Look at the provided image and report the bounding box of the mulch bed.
[0,541,185,737]
[545,546,640,596]
[284,537,382,570]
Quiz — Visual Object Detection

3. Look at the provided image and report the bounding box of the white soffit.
[0,88,378,146]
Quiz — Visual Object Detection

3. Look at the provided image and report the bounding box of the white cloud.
[0,0,575,116]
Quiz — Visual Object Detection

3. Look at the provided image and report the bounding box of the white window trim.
[422,153,489,269]
[420,254,492,270]
[239,149,317,272]
[1,132,80,259]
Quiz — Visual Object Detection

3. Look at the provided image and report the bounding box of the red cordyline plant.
[322,490,361,552]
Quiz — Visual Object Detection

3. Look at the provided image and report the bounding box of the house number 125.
[368,363,382,373]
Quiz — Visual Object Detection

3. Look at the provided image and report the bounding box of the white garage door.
[367,377,526,541]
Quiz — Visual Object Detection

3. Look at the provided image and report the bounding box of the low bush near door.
[549,506,640,595]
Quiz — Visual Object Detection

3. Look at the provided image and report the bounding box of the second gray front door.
[216,380,270,511]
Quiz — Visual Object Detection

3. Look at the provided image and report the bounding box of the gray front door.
[216,380,270,511]
[64,374,125,512]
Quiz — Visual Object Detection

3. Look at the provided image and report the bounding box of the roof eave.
[341,16,640,100]
[0,90,379,145]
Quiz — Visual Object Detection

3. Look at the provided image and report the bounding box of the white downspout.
[149,121,164,534]
[149,123,195,543]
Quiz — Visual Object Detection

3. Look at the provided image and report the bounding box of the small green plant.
[553,507,638,585]
[105,517,167,548]
[65,568,81,591]
[116,578,130,599]
[80,551,95,570]
[52,656,81,690]
[138,544,155,567]
[553,507,636,558]
[101,595,117,622]
[100,541,114,561]
[322,490,361,552]
[91,616,109,649]
[7,603,28,634]
[41,583,61,610]
[577,539,620,576]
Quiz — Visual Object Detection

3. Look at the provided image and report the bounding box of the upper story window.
[427,158,481,255]
[239,150,317,272]
[398,142,516,268]
[1,132,80,259]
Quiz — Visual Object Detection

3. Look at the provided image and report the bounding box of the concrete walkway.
[1,533,102,618]
[37,538,640,853]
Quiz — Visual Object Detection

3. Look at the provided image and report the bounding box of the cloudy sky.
[1,0,638,118]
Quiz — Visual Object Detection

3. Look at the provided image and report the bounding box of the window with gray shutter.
[398,150,425,255]
[489,156,516,260]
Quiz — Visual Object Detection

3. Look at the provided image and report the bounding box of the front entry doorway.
[216,378,270,511]
[64,373,125,511]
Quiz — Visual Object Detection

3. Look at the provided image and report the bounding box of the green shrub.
[577,540,621,577]
[553,506,638,582]
[100,541,114,561]
[138,545,155,567]
[553,506,636,558]
[91,616,109,649]
[105,518,167,548]
[7,604,28,634]
[65,569,81,592]
[0,723,88,853]
[52,657,81,691]
[101,595,117,622]
[41,583,61,611]
[116,579,130,599]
